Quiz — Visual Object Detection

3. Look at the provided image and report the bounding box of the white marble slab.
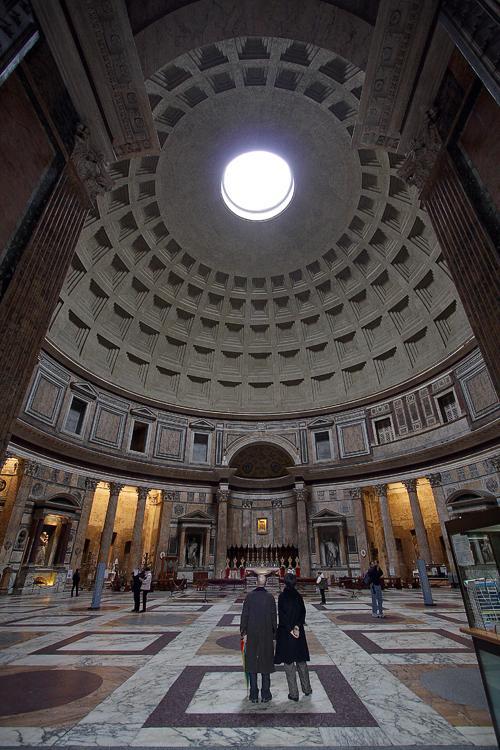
[185,671,331,714]
[58,633,159,651]
[361,630,469,650]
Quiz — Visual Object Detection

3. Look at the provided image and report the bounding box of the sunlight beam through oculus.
[221,151,294,221]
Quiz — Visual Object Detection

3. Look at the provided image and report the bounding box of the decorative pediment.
[311,508,345,522]
[69,381,98,400]
[178,509,213,524]
[307,417,333,429]
[189,419,215,431]
[130,406,157,422]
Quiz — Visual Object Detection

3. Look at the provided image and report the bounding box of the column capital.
[426,473,442,488]
[217,488,230,503]
[137,486,151,502]
[108,482,125,497]
[294,487,308,503]
[402,478,417,492]
[84,477,99,492]
[373,483,387,498]
[349,487,363,501]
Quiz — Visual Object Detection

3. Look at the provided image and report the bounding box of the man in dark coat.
[275,572,312,701]
[131,567,143,613]
[71,569,80,597]
[240,573,277,703]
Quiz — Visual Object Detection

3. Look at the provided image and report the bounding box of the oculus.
[221,150,294,221]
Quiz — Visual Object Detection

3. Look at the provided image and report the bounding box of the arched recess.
[446,488,498,515]
[227,437,298,479]
[134,0,373,79]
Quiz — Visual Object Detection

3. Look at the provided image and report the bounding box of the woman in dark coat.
[274,572,312,701]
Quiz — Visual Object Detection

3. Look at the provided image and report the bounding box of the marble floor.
[0,585,495,748]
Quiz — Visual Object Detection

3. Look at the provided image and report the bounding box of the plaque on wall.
[257,518,268,535]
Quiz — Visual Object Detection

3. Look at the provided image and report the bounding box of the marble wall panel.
[25,371,65,427]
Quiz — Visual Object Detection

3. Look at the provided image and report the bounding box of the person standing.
[274,573,312,701]
[71,568,80,597]
[367,560,384,617]
[240,573,277,703]
[131,566,143,612]
[141,566,152,612]
[316,571,328,604]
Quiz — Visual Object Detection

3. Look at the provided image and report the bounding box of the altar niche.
[312,509,350,574]
[15,495,81,591]
[176,510,213,580]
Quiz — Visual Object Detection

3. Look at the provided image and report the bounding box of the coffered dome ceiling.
[48,35,472,415]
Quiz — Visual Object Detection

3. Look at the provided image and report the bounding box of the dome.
[47,37,471,415]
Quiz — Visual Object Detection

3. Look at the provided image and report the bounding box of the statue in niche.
[186,539,199,567]
[35,531,49,566]
[323,539,340,567]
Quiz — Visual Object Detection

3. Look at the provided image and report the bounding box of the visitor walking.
[240,573,277,703]
[274,572,312,701]
[367,560,384,617]
[316,571,328,604]
[141,566,152,611]
[131,567,143,612]
[71,568,80,597]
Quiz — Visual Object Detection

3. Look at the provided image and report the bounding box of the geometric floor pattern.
[0,586,495,748]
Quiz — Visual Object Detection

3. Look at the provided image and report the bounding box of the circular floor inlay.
[420,667,488,709]
[0,670,103,716]
[215,633,242,651]
[221,150,294,221]
[335,613,405,624]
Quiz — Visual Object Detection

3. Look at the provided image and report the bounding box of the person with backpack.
[365,560,384,617]
[316,571,328,604]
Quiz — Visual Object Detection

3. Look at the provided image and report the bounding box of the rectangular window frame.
[313,429,333,462]
[62,395,90,438]
[129,419,150,454]
[191,431,210,464]
[372,415,395,446]
[435,387,460,425]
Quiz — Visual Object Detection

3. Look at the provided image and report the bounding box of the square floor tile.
[1,615,96,627]
[144,665,378,728]
[344,628,473,654]
[31,630,180,655]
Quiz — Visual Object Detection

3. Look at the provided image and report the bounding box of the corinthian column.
[97,482,124,566]
[71,478,98,570]
[127,487,150,577]
[403,478,431,563]
[426,473,455,574]
[294,485,311,577]
[350,488,369,574]
[215,486,230,576]
[154,491,173,574]
[374,484,400,576]
[91,482,124,609]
